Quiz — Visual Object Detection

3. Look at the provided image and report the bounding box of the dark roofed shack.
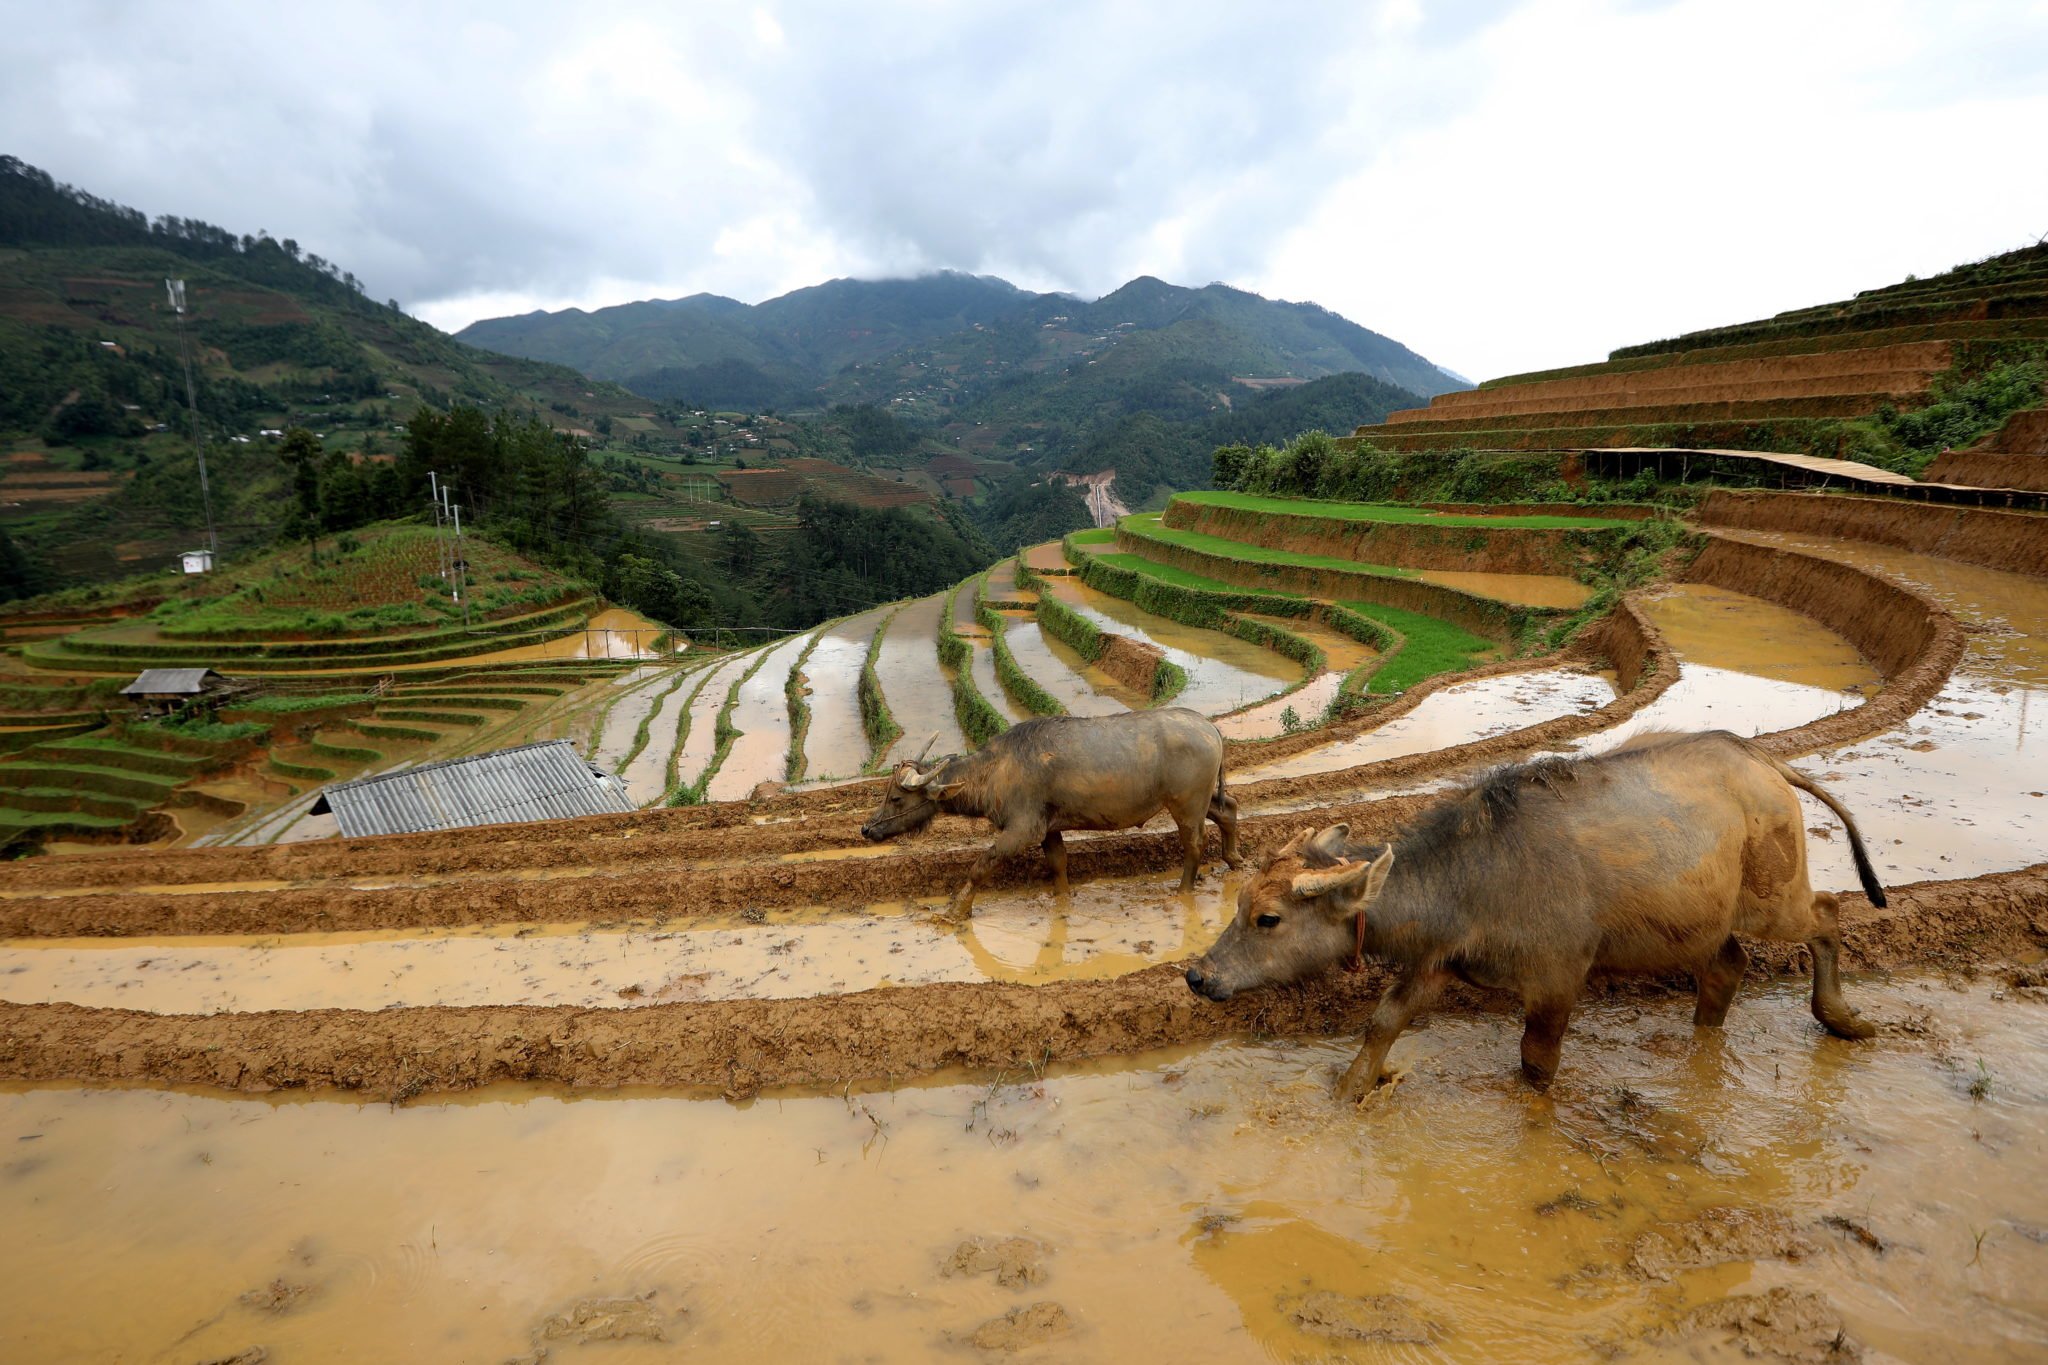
[309,740,635,839]
[119,668,238,715]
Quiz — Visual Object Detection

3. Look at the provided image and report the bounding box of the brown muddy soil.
[2,862,2042,1098]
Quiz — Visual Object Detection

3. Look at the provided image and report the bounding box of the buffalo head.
[1185,824,1394,1002]
[860,734,961,842]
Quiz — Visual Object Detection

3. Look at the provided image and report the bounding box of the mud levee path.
[2,865,2040,1101]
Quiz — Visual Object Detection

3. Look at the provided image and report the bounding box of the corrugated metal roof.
[310,739,635,838]
[120,667,222,695]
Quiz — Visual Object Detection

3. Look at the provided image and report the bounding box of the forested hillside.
[457,271,1462,425]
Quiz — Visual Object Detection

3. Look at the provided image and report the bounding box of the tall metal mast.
[164,279,218,560]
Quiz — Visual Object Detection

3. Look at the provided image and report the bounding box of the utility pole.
[165,280,218,562]
[427,470,448,584]
[451,500,471,630]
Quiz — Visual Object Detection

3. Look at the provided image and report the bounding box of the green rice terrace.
[0,481,1695,851]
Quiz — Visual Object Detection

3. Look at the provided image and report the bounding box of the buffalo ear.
[1274,828,1312,859]
[1290,846,1395,906]
[1303,822,1351,867]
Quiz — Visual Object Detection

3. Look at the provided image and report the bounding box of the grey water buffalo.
[1185,731,1884,1100]
[861,709,1241,920]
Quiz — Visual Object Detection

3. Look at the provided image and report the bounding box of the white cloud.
[3,0,2042,379]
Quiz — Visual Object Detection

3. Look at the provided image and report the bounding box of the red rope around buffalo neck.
[1345,909,1366,973]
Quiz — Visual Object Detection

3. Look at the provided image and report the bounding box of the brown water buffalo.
[861,709,1241,920]
[1185,731,1884,1100]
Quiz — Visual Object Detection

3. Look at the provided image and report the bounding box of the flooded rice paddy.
[615,669,702,806]
[672,651,758,790]
[1216,613,1381,740]
[1414,568,1595,609]
[802,608,888,781]
[0,875,1236,1012]
[585,665,680,776]
[995,615,1132,716]
[3,973,2041,1362]
[1234,667,1618,784]
[1036,575,1299,717]
[707,633,813,802]
[877,596,969,765]
[1720,534,2048,890]
[1572,584,1878,760]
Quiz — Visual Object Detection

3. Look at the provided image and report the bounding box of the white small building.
[180,549,214,574]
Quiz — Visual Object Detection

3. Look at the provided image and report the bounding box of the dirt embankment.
[1160,500,1596,576]
[1093,635,1169,695]
[3,864,2040,1101]
[1395,342,1952,424]
[1923,450,2048,492]
[1927,407,2048,487]
[1696,490,2048,578]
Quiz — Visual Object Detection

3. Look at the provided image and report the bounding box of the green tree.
[280,426,322,545]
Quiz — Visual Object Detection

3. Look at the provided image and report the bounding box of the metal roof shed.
[310,740,635,838]
[120,667,225,697]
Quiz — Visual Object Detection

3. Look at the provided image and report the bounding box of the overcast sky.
[5,0,2045,380]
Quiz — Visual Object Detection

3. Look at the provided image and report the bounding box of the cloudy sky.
[6,0,2045,380]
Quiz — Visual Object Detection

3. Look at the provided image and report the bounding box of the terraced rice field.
[2,491,2047,1362]
[874,595,968,764]
[708,632,814,801]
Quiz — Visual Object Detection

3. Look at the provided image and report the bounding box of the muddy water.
[1720,533,2048,891]
[1216,613,1379,740]
[984,556,1031,601]
[803,608,888,781]
[4,974,2043,1362]
[1414,569,1594,609]
[967,636,1031,725]
[707,633,812,802]
[950,577,984,635]
[672,651,758,789]
[1571,584,1879,761]
[876,595,969,765]
[994,616,1131,716]
[1037,575,1300,716]
[251,607,669,674]
[1641,584,1883,692]
[587,665,680,772]
[617,667,705,806]
[1235,668,1618,784]
[0,875,1237,1011]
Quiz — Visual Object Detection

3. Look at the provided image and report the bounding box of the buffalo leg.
[1041,829,1070,898]
[1519,994,1576,1089]
[1806,892,1876,1040]
[1207,789,1243,870]
[1336,966,1448,1103]
[949,823,1044,921]
[1693,934,1748,1027]
[1173,816,1204,892]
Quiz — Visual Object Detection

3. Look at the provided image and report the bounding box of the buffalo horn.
[1291,846,1394,900]
[915,732,940,763]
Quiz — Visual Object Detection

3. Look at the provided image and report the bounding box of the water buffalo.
[861,709,1241,920]
[1185,731,1884,1100]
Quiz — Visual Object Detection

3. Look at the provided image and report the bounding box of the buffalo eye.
[1255,912,1281,929]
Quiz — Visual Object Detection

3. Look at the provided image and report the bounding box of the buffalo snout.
[1185,963,1234,1002]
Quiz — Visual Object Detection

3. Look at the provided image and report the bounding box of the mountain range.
[456,271,1464,420]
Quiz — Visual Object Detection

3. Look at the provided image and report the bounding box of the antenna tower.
[164,279,219,560]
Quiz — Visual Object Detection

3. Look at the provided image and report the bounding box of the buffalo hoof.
[1820,1010,1878,1041]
